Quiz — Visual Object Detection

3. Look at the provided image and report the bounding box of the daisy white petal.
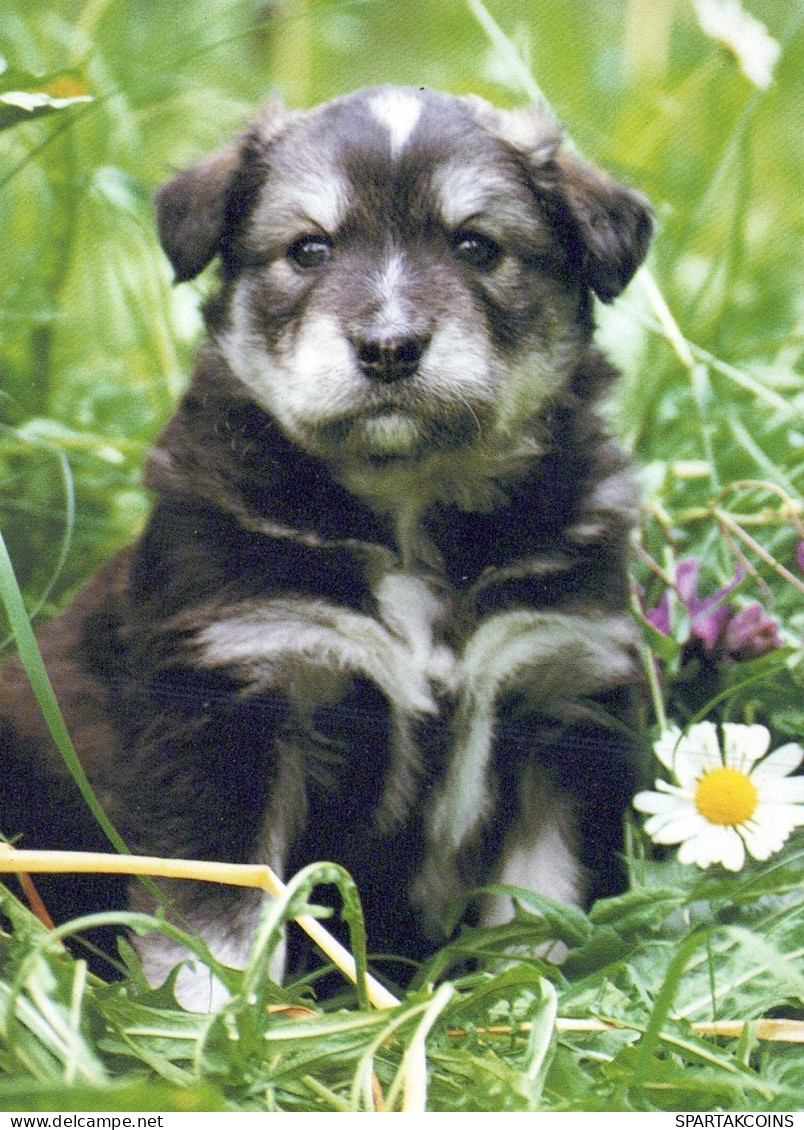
[680,825,714,869]
[750,742,803,781]
[739,834,774,862]
[647,810,710,845]
[739,810,797,860]
[756,776,804,804]
[682,823,744,871]
[632,790,683,815]
[640,799,697,835]
[717,824,747,871]
[671,722,721,787]
[632,781,686,809]
[676,835,707,868]
[722,722,770,772]
[652,726,683,772]
[751,803,804,833]
[654,780,689,797]
[691,722,726,767]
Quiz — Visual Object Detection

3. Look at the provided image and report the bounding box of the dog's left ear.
[537,150,654,302]
[464,97,653,302]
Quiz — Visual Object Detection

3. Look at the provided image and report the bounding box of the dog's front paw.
[190,596,442,717]
[131,892,274,1013]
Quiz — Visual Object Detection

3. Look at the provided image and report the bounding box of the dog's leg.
[112,594,446,1006]
[412,609,639,936]
[481,764,584,922]
[480,710,638,940]
[128,884,274,1012]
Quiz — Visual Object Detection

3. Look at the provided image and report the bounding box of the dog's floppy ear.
[465,97,653,302]
[537,151,653,302]
[154,100,294,283]
[154,144,245,282]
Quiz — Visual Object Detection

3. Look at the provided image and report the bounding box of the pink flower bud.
[723,602,782,660]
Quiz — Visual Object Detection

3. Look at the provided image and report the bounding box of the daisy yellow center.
[694,766,758,826]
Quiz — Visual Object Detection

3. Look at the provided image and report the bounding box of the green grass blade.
[0,530,128,856]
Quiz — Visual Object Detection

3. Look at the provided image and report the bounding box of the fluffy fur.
[0,86,652,1010]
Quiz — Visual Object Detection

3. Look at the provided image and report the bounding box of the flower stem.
[630,590,668,732]
[714,508,804,594]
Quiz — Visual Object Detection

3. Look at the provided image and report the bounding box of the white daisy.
[633,722,804,871]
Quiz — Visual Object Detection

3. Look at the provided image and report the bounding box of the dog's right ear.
[154,100,294,283]
[154,144,246,282]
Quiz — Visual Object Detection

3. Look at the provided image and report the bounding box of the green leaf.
[0,1081,228,1112]
[0,67,92,131]
[481,886,593,948]
[589,886,686,936]
[634,610,683,662]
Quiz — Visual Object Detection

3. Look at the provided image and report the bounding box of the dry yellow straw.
[3,846,802,1046]
[450,1017,804,1044]
[0,845,399,1010]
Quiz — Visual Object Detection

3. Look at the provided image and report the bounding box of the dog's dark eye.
[452,231,503,271]
[287,235,332,270]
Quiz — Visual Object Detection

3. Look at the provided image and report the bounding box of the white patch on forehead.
[369,89,422,156]
[378,251,404,308]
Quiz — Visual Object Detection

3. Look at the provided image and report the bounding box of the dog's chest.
[373,562,457,687]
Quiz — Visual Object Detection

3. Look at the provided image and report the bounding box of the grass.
[0,845,802,1111]
[1,0,803,1112]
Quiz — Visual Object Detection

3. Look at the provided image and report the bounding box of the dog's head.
[155,86,651,496]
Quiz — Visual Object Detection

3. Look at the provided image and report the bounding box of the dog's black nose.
[353,336,430,383]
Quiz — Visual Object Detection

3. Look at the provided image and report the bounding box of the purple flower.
[723,602,783,660]
[677,557,743,621]
[644,590,671,635]
[692,604,734,653]
[642,556,781,662]
[797,542,804,573]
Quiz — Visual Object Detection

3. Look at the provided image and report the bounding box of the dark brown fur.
[1,87,652,1001]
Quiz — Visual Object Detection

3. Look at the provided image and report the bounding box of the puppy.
[0,86,652,1009]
